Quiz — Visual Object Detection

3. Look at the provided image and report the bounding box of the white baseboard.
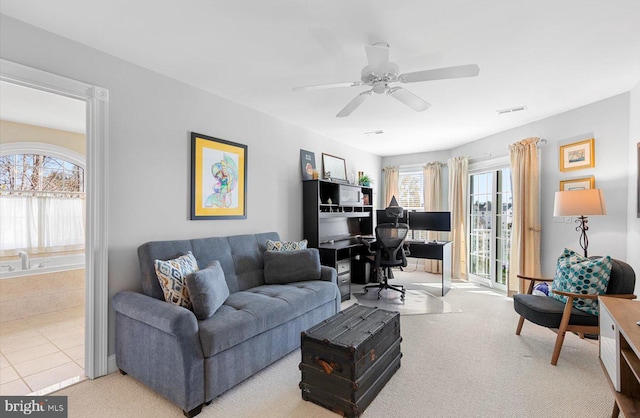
[107,354,118,374]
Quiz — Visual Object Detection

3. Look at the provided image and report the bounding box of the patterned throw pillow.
[154,251,199,309]
[550,248,612,316]
[266,239,308,252]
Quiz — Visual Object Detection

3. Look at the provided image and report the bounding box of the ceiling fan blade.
[365,43,390,75]
[292,81,363,92]
[399,64,480,83]
[389,87,431,112]
[336,90,373,117]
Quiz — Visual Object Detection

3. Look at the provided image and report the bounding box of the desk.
[318,238,374,302]
[599,297,640,417]
[405,240,452,296]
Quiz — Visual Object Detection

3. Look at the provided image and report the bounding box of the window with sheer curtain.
[398,169,428,240]
[0,154,85,252]
[398,169,424,209]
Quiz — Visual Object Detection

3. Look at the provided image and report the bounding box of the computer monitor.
[408,211,451,231]
[376,209,407,225]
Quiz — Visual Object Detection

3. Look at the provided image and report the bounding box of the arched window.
[0,145,85,253]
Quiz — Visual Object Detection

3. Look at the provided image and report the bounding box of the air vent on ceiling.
[497,106,527,115]
[364,130,384,135]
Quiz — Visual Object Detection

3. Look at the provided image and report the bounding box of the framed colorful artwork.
[191,132,247,220]
[559,177,594,191]
[559,138,595,172]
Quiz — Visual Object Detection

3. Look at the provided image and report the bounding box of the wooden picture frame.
[321,153,347,182]
[191,132,247,220]
[559,176,595,191]
[559,138,595,172]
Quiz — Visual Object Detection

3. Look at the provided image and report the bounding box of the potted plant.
[358,174,372,187]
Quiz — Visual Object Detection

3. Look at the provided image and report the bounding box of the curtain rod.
[468,138,547,161]
[390,139,548,169]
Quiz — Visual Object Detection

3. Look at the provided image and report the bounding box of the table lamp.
[553,188,607,257]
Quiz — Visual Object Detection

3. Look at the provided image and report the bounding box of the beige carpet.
[57,271,617,418]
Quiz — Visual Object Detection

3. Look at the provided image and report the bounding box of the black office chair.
[363,222,409,301]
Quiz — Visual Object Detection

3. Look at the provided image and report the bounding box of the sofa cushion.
[266,239,308,251]
[550,248,612,316]
[186,261,230,320]
[263,248,321,284]
[154,251,199,309]
[198,280,338,357]
[513,293,598,328]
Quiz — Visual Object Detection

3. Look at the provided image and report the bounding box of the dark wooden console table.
[405,240,452,296]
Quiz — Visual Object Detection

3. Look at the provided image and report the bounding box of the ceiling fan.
[293,42,480,117]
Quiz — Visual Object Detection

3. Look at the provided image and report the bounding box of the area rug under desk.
[351,289,460,315]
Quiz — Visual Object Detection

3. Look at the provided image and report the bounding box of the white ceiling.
[0,81,86,133]
[1,1,639,156]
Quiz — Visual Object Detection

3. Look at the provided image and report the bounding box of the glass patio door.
[468,168,512,291]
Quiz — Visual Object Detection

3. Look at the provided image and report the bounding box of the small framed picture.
[559,177,594,191]
[300,149,316,180]
[559,138,595,172]
[321,153,347,182]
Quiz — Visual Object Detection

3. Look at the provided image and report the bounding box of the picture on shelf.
[191,132,247,220]
[300,149,316,180]
[322,153,347,182]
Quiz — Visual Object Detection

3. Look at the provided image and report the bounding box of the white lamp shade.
[553,188,607,216]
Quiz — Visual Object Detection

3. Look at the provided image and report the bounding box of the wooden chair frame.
[516,274,636,365]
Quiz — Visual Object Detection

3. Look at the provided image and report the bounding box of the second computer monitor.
[408,211,451,232]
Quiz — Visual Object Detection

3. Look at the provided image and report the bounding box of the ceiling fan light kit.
[293,43,480,117]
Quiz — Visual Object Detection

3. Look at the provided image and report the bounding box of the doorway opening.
[0,82,87,395]
[0,59,109,395]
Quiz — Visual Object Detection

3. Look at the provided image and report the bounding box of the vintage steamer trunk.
[299,304,401,417]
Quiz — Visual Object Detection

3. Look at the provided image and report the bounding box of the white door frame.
[467,156,510,292]
[1,59,109,378]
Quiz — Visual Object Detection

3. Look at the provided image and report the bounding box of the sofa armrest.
[113,291,198,337]
[113,291,204,413]
[319,265,337,284]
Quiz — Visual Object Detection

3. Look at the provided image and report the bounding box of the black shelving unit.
[303,180,373,301]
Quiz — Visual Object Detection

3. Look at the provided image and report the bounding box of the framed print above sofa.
[191,132,247,220]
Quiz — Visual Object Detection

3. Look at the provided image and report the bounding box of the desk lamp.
[553,188,607,257]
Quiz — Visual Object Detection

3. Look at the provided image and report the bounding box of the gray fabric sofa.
[113,232,340,417]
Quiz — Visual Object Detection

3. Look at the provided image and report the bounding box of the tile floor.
[0,306,86,395]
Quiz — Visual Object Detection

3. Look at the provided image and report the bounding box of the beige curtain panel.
[448,157,468,280]
[383,166,400,207]
[508,137,542,295]
[423,162,443,273]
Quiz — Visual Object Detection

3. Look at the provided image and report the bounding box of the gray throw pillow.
[185,261,229,320]
[263,248,322,284]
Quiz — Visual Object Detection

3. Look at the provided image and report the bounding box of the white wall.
[383,94,632,277]
[628,81,640,294]
[0,15,381,356]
